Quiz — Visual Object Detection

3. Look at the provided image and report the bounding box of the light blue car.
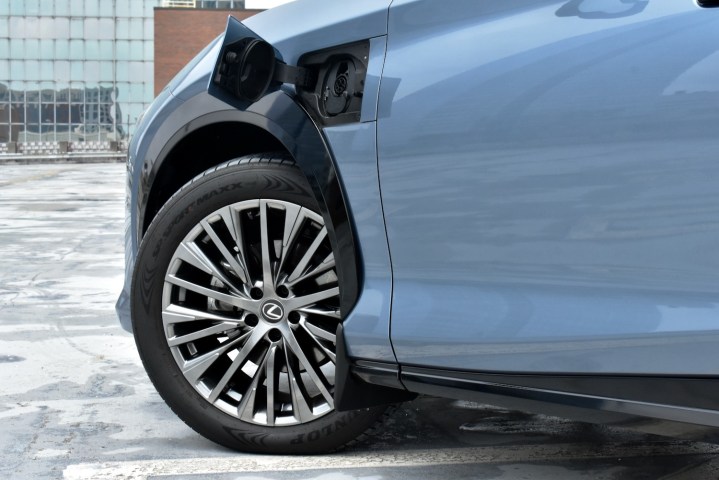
[117,0,719,453]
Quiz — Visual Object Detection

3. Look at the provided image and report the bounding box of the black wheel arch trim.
[137,90,361,317]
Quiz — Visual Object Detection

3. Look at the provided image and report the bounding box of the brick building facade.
[154,8,261,95]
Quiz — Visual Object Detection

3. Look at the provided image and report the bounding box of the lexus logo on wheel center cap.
[261,301,285,322]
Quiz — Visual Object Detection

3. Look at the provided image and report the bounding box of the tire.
[131,154,387,453]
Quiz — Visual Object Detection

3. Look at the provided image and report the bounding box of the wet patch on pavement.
[0,354,24,363]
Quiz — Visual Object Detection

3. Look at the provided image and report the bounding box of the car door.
[378,0,719,375]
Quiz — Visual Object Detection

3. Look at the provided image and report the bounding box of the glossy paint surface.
[245,0,391,66]
[323,33,395,361]
[378,0,719,374]
[325,123,395,362]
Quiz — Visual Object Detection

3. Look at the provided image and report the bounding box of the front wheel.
[131,155,387,453]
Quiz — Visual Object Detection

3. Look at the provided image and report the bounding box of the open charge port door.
[209,16,369,127]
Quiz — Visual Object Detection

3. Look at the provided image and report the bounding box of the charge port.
[323,60,357,116]
[296,41,369,126]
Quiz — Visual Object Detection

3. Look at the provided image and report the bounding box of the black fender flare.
[138,90,361,316]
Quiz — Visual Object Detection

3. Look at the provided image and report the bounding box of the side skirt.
[335,349,719,441]
[402,367,719,440]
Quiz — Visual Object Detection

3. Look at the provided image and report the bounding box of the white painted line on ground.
[63,443,719,479]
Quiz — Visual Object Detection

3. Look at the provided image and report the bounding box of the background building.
[154,5,259,96]
[0,0,292,159]
[0,0,157,156]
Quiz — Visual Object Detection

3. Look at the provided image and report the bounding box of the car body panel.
[377,0,719,374]
[313,34,394,361]
[360,36,388,122]
[243,0,391,66]
[325,123,395,362]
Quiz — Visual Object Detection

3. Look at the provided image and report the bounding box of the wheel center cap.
[260,300,285,323]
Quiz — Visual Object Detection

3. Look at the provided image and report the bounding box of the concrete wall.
[154,8,262,96]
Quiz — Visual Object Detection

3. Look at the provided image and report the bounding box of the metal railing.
[0,141,127,162]
[159,0,248,8]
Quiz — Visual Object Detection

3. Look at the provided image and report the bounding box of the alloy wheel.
[161,199,340,426]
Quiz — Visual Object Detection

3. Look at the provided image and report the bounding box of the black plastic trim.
[137,90,361,317]
[401,367,719,411]
[333,342,719,438]
[698,0,719,8]
[334,324,416,412]
[399,366,719,438]
[353,360,407,390]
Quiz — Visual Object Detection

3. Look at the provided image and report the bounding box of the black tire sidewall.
[131,160,384,454]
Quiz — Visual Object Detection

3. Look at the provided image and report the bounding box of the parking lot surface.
[1,163,719,479]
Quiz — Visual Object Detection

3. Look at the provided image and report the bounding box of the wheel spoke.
[237,347,270,422]
[174,242,243,295]
[207,327,265,403]
[283,328,334,408]
[259,201,275,291]
[265,344,278,426]
[297,306,341,320]
[283,340,314,423]
[278,204,304,271]
[286,227,327,284]
[301,319,337,343]
[219,205,252,277]
[180,332,249,385]
[285,254,335,287]
[201,219,249,285]
[162,304,246,327]
[286,287,340,311]
[166,274,255,311]
[167,322,238,347]
[300,322,336,364]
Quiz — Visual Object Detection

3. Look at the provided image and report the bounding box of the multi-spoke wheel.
[131,156,387,453]
[165,198,340,425]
